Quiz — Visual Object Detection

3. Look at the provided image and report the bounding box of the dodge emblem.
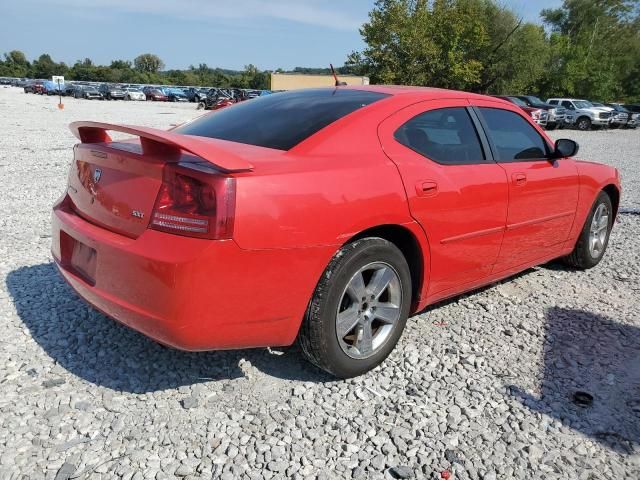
[93,168,102,183]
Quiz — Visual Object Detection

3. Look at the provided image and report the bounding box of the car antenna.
[330,64,347,87]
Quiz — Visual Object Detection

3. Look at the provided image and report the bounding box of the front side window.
[561,101,574,109]
[394,107,485,165]
[478,108,549,162]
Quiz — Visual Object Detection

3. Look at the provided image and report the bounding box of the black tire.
[545,123,557,131]
[563,191,613,269]
[298,238,412,378]
[576,116,592,131]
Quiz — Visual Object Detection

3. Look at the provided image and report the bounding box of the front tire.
[577,116,592,131]
[298,238,412,378]
[563,191,613,269]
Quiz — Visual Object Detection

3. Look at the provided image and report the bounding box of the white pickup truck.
[547,98,612,130]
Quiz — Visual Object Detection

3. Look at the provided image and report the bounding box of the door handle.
[512,172,527,186]
[416,181,438,197]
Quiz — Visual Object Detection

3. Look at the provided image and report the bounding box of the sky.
[1,0,563,71]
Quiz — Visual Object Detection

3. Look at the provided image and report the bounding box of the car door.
[378,99,509,297]
[472,101,580,271]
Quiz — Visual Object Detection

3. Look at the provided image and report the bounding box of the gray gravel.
[0,86,639,479]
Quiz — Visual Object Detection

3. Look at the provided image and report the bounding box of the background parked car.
[183,87,210,102]
[23,80,43,94]
[99,83,126,100]
[547,98,611,130]
[42,80,65,96]
[491,96,548,127]
[599,103,631,128]
[163,88,189,102]
[124,87,146,101]
[144,87,168,101]
[623,104,640,128]
[513,95,567,130]
[75,85,103,100]
[64,83,79,97]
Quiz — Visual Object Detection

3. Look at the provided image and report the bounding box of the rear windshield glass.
[175,88,389,150]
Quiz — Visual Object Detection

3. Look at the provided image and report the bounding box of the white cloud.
[38,0,364,31]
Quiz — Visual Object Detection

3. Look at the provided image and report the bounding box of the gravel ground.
[0,86,639,480]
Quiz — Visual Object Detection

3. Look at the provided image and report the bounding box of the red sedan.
[52,86,620,377]
[145,89,168,101]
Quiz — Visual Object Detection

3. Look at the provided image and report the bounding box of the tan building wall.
[270,73,370,91]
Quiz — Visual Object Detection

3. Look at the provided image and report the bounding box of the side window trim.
[471,106,553,163]
[466,107,494,163]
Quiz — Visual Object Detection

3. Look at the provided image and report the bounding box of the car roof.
[313,85,523,111]
[344,84,491,101]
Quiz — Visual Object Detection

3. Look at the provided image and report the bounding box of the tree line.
[1,0,638,101]
[347,0,640,101]
[0,52,276,89]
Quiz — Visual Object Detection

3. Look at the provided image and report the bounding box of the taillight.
[150,163,236,240]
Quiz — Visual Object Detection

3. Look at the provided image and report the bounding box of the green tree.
[133,53,165,73]
[32,54,67,79]
[540,0,640,100]
[0,50,30,77]
[348,0,553,94]
[347,0,487,88]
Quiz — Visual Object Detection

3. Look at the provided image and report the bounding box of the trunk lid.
[66,122,255,238]
[67,142,165,238]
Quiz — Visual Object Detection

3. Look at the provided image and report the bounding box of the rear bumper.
[52,196,334,351]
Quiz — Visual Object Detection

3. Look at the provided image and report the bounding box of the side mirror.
[554,139,579,158]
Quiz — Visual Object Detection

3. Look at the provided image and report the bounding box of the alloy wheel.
[336,262,402,359]
[588,203,609,258]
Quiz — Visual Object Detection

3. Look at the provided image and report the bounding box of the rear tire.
[563,191,613,269]
[298,238,412,378]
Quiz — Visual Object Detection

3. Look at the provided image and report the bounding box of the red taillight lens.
[150,164,236,239]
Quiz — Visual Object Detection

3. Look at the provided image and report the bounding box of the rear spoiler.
[69,121,254,173]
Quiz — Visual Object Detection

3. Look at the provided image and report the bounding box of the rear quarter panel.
[231,103,418,250]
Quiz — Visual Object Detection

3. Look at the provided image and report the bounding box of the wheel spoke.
[598,215,609,231]
[372,302,400,323]
[367,266,393,299]
[346,272,366,302]
[356,322,373,356]
[336,306,360,338]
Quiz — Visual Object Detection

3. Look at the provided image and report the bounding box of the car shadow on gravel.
[510,307,640,454]
[6,263,332,393]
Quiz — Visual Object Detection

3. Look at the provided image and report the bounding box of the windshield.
[574,101,593,109]
[176,88,389,150]
[528,96,545,104]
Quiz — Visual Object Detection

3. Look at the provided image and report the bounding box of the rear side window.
[478,108,549,161]
[176,89,389,150]
[394,107,485,165]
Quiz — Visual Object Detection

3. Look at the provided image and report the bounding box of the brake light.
[150,164,236,239]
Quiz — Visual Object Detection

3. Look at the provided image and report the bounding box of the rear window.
[175,88,389,150]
